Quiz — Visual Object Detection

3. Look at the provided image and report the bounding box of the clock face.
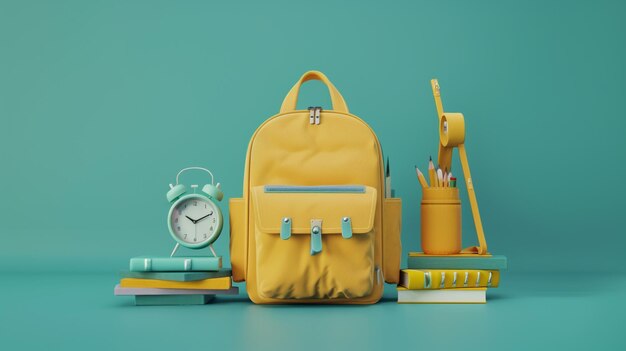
[168,195,221,247]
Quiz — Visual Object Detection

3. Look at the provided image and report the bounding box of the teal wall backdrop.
[3,2,626,351]
[1,0,625,274]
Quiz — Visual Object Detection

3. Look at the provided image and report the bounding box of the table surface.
[1,272,624,350]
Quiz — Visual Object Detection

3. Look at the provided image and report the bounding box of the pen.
[437,168,444,188]
[385,157,391,198]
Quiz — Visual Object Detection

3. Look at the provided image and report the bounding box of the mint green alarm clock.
[166,167,224,256]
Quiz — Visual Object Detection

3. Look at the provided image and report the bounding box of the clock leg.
[170,243,180,257]
[209,245,217,258]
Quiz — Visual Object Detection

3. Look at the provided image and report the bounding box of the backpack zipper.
[314,106,322,125]
[308,106,315,124]
[264,185,365,193]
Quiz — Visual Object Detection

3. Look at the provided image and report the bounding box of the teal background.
[1,0,625,350]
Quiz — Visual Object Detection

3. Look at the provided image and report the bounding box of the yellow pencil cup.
[421,187,461,255]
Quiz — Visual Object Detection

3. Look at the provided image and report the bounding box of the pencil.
[415,166,429,189]
[385,157,391,198]
[443,169,448,187]
[428,157,437,187]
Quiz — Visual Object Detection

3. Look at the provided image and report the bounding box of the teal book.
[129,256,222,272]
[134,295,215,306]
[120,269,231,281]
[407,253,507,270]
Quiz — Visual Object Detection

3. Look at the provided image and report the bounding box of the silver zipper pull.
[314,106,322,125]
[308,106,315,124]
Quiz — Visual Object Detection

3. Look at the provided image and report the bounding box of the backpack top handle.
[279,70,350,114]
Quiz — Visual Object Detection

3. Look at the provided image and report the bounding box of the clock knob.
[202,183,223,202]
[166,184,187,202]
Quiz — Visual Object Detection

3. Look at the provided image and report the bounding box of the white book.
[397,288,486,304]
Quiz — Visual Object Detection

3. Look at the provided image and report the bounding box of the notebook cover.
[120,276,231,290]
[114,285,239,296]
[129,256,222,272]
[120,269,232,282]
[399,269,500,289]
[397,287,486,304]
[407,253,507,270]
[134,294,215,305]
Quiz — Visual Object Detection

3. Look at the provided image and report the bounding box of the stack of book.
[114,256,238,305]
[397,252,507,304]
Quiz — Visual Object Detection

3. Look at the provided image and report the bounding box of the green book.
[134,295,215,306]
[407,253,507,270]
[120,269,232,281]
[129,256,222,272]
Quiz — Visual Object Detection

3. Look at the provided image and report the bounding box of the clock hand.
[195,211,213,223]
[185,215,197,224]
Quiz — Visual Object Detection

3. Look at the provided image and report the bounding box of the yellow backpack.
[229,71,402,304]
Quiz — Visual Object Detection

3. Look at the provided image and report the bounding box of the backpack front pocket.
[251,185,377,300]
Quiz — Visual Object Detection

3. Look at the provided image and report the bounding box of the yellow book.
[120,276,232,290]
[399,269,499,289]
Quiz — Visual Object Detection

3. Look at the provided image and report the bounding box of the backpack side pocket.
[229,198,246,282]
[383,198,402,284]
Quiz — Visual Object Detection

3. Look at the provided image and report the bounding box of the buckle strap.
[283,217,351,253]
[310,219,322,255]
[280,217,291,240]
[341,217,352,239]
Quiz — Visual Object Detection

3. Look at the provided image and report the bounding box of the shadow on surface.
[498,272,625,299]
